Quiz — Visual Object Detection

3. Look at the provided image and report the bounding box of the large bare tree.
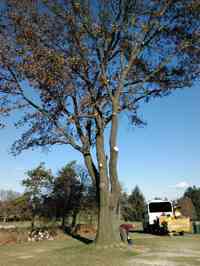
[0,0,199,244]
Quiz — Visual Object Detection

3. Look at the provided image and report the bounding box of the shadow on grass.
[129,230,144,233]
[63,226,94,245]
[129,229,169,236]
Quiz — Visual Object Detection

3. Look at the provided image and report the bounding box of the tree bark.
[62,214,65,228]
[71,210,78,228]
[95,124,117,245]
[82,114,121,245]
[31,214,35,230]
[96,184,116,245]
[109,99,121,242]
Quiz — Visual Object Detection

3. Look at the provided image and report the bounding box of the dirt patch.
[141,250,200,259]
[18,255,34,260]
[130,245,150,254]
[128,235,200,266]
[0,229,27,245]
[17,248,48,259]
[34,248,47,253]
[129,249,200,265]
[129,258,182,266]
[129,250,198,266]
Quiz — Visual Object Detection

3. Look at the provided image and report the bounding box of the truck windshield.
[149,202,172,213]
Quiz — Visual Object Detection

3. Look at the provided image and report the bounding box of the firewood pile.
[28,229,54,242]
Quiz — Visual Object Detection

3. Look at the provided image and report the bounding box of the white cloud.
[175,181,189,189]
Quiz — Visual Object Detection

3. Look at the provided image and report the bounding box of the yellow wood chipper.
[159,206,192,235]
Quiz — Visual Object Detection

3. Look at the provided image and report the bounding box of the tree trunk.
[110,197,121,242]
[96,186,116,245]
[62,214,65,228]
[108,98,121,242]
[71,210,78,228]
[31,214,35,230]
[95,124,119,245]
[82,114,121,245]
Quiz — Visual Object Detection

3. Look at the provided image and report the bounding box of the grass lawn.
[0,237,136,266]
[0,232,200,266]
[0,221,60,229]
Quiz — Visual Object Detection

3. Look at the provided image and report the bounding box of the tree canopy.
[184,186,200,220]
[0,0,199,148]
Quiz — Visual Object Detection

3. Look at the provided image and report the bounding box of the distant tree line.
[0,189,30,222]
[0,161,97,228]
[0,182,146,226]
[1,177,200,228]
[120,186,146,222]
[0,177,147,227]
[177,186,200,221]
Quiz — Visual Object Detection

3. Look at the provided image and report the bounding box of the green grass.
[0,220,61,229]
[1,231,200,266]
[0,238,137,266]
[0,221,31,228]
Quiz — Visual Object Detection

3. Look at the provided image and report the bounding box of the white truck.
[143,199,173,234]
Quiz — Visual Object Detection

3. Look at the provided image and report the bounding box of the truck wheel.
[179,231,184,236]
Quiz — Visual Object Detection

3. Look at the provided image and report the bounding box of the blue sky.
[0,84,199,200]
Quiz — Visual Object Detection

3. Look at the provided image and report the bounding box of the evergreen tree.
[121,186,145,222]
[184,186,200,220]
[128,186,145,221]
